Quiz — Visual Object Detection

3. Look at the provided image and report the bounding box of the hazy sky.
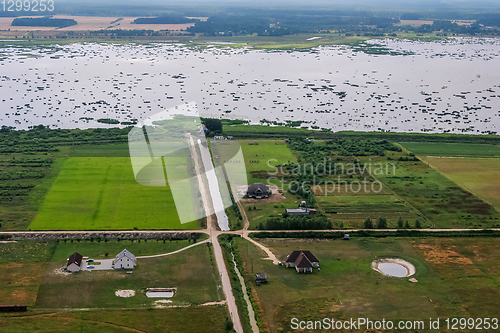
[65,0,500,9]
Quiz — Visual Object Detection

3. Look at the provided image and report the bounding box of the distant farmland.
[29,157,198,230]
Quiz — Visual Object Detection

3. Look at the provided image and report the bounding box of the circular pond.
[372,258,415,278]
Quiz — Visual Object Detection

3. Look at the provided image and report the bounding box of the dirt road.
[188,134,243,333]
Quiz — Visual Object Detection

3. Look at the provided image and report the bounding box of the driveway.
[83,259,114,271]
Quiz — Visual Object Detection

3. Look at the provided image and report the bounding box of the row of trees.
[258,215,332,230]
[363,217,423,229]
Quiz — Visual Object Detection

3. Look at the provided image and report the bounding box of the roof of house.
[67,252,83,268]
[295,254,313,268]
[285,250,319,264]
[115,249,136,262]
[248,183,270,193]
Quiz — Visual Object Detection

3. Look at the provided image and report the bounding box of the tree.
[363,218,373,229]
[397,216,404,229]
[404,220,410,229]
[339,221,344,229]
[225,317,233,332]
[415,219,422,229]
[377,217,387,229]
[203,118,223,133]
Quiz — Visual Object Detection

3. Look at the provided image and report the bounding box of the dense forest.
[11,17,77,28]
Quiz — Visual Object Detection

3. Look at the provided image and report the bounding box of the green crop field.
[420,156,500,213]
[29,157,199,230]
[400,142,500,157]
[235,237,500,333]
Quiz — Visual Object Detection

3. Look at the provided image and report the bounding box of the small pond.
[377,263,409,277]
[372,258,415,278]
[146,291,174,298]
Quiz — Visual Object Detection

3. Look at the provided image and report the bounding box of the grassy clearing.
[235,237,500,333]
[400,142,500,157]
[420,156,500,213]
[29,157,198,230]
[237,139,297,185]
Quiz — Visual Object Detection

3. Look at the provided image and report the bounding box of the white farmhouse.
[114,249,137,270]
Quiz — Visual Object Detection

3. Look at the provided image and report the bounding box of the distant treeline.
[222,125,500,145]
[0,125,130,153]
[88,29,174,37]
[187,11,401,36]
[11,17,77,28]
[132,15,198,24]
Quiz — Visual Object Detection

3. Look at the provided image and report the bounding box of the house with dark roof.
[66,252,83,272]
[284,250,319,273]
[247,183,271,199]
[114,249,137,270]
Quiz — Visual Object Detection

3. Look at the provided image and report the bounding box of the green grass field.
[420,156,500,213]
[238,139,297,185]
[29,157,199,230]
[400,142,500,157]
[236,237,500,333]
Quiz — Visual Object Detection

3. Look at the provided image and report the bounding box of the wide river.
[1,37,499,134]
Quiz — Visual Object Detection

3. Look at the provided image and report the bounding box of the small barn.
[284,250,319,273]
[66,252,83,272]
[114,249,137,270]
[247,183,271,199]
